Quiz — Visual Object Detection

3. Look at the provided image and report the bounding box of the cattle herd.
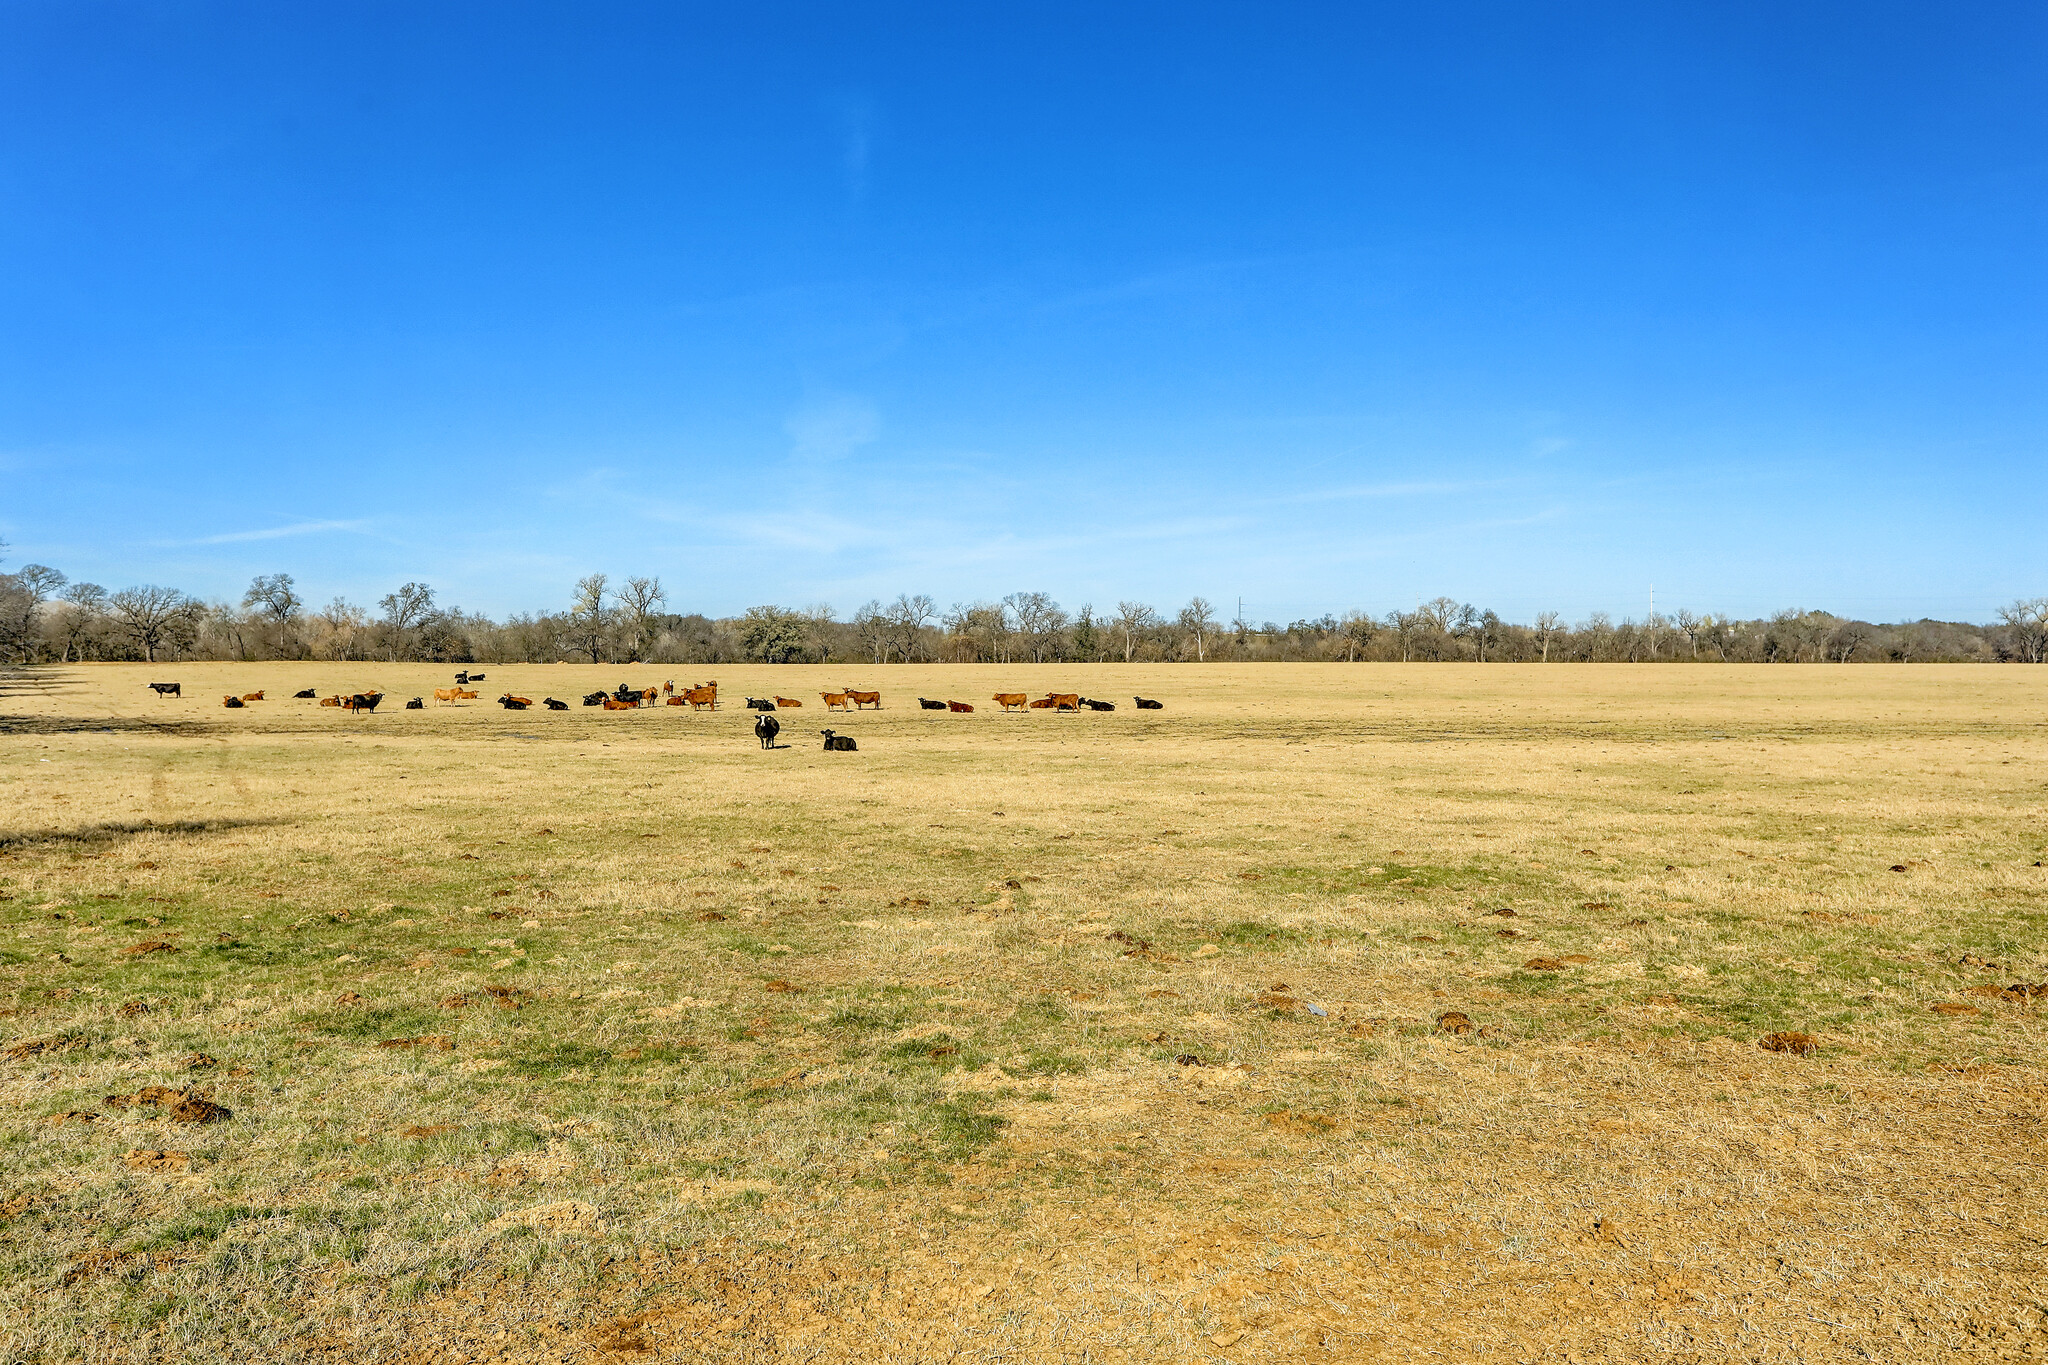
[146,679,1164,747]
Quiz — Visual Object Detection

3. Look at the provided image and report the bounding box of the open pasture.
[3,662,2046,1363]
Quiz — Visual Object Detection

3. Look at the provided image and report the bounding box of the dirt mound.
[1759,1031,1819,1056]
[121,1149,189,1172]
[1436,1011,1475,1035]
[123,939,175,955]
[104,1085,230,1124]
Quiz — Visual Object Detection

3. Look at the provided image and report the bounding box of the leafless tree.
[887,593,937,662]
[313,597,369,660]
[377,582,437,662]
[1529,611,1559,662]
[616,576,667,660]
[1673,609,1701,660]
[854,599,891,663]
[1112,601,1158,663]
[0,563,66,662]
[1006,592,1068,662]
[51,582,108,661]
[1337,610,1377,661]
[1997,598,2048,663]
[108,585,196,663]
[564,575,610,664]
[242,573,304,657]
[1177,596,1218,662]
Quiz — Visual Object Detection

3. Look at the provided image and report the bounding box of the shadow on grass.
[0,816,294,852]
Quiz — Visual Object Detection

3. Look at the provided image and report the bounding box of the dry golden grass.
[2,661,2046,1363]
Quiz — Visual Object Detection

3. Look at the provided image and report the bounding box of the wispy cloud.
[178,519,371,546]
[784,396,880,464]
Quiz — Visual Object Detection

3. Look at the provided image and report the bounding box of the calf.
[222,695,245,709]
[405,697,425,709]
[746,697,777,711]
[292,688,316,699]
[499,694,532,710]
[917,697,947,710]
[993,692,1028,712]
[775,696,803,708]
[821,691,850,711]
[754,713,781,748]
[543,697,569,710]
[1134,696,1164,710]
[819,728,857,752]
[845,689,881,710]
[1080,697,1115,711]
[947,700,974,713]
[665,695,687,706]
[145,682,181,697]
[241,691,265,702]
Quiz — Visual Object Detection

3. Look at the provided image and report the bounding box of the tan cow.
[432,688,462,705]
[845,689,881,710]
[993,693,1028,712]
[454,688,480,700]
[240,691,264,702]
[822,692,850,711]
[319,695,343,708]
[775,696,803,708]
[602,695,637,710]
[1043,692,1081,711]
[683,682,718,711]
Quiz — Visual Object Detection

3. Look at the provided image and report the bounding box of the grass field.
[2,661,2045,1364]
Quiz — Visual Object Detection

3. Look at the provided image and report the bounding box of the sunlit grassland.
[2,662,2045,1363]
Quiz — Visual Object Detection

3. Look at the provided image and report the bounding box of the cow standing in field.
[145,682,181,697]
[1042,692,1080,711]
[993,693,1027,712]
[822,692,850,711]
[845,689,881,710]
[344,692,383,713]
[683,683,718,711]
[754,713,781,749]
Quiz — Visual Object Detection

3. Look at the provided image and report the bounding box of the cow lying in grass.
[1080,697,1115,711]
[948,700,974,712]
[819,728,857,751]
[775,696,802,708]
[918,697,947,710]
[222,695,244,708]
[1135,696,1164,709]
[499,694,532,710]
[293,688,316,699]
[582,691,607,706]
[602,695,637,711]
[543,698,568,710]
[747,697,777,711]
[405,697,425,709]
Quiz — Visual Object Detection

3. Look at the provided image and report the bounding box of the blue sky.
[2,2,2043,625]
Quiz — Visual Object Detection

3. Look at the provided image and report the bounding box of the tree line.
[1,548,2042,667]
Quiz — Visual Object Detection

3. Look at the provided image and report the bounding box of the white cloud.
[784,397,880,463]
[179,519,372,545]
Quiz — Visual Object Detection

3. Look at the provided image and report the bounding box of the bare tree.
[313,597,369,661]
[1006,592,1068,662]
[242,573,304,657]
[887,593,937,662]
[854,600,890,664]
[1177,597,1218,662]
[1112,601,1158,663]
[108,585,196,663]
[1997,598,2048,664]
[1673,609,1701,660]
[0,563,67,662]
[616,576,666,660]
[1533,611,1561,662]
[375,582,437,661]
[52,582,108,661]
[564,575,610,664]
[1336,610,1376,661]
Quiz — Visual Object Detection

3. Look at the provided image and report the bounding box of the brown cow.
[319,695,343,708]
[994,693,1028,712]
[665,695,686,706]
[1027,697,1055,709]
[775,696,803,708]
[432,688,462,705]
[947,700,974,713]
[639,687,660,705]
[454,688,480,700]
[222,695,245,708]
[1043,692,1080,711]
[683,682,718,711]
[240,691,264,702]
[601,695,638,710]
[845,689,881,710]
[663,680,675,695]
[822,692,850,711]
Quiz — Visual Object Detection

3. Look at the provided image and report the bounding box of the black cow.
[345,692,383,713]
[222,695,244,709]
[293,688,317,699]
[917,697,947,710]
[1080,697,1115,711]
[499,694,530,710]
[1134,696,1164,710]
[582,691,607,706]
[543,697,569,710]
[145,682,180,697]
[404,697,425,709]
[613,683,639,705]
[754,713,781,748]
[819,728,857,752]
[455,672,469,685]
[745,697,776,712]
